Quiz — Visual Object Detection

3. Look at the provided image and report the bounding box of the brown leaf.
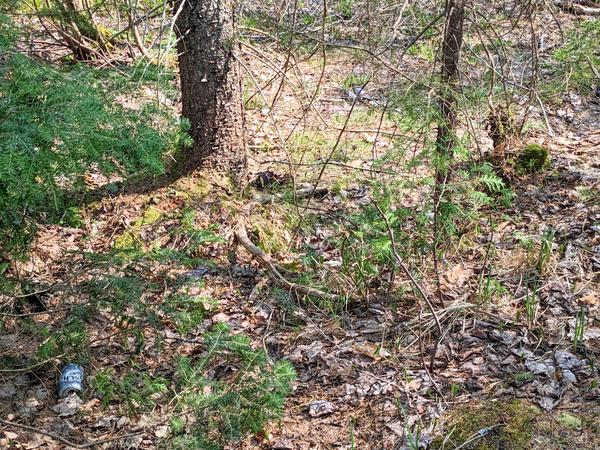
[3,431,18,440]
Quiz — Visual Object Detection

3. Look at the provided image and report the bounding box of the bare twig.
[372,201,443,371]
[0,355,64,373]
[0,418,146,449]
[234,217,340,302]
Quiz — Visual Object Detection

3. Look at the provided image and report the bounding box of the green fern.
[474,163,506,193]
[470,190,493,206]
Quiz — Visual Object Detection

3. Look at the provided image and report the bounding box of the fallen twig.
[0,418,146,449]
[234,217,341,302]
[372,201,443,371]
[0,355,65,373]
[554,0,600,15]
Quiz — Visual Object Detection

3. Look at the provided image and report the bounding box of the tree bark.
[432,0,466,302]
[435,0,466,161]
[175,0,247,182]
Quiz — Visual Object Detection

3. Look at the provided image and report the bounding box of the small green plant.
[405,423,422,450]
[515,232,538,267]
[178,209,225,255]
[575,186,599,204]
[91,368,169,411]
[349,417,356,449]
[523,286,538,325]
[573,307,586,350]
[62,206,85,228]
[34,314,90,362]
[162,289,217,334]
[272,287,301,325]
[470,162,514,208]
[450,383,461,396]
[479,274,507,303]
[341,72,370,91]
[243,89,266,111]
[337,0,354,19]
[514,371,534,386]
[406,41,435,62]
[536,229,554,276]
[515,232,535,252]
[172,324,296,448]
[87,274,154,314]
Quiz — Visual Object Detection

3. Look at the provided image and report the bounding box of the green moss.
[187,180,212,199]
[113,231,137,249]
[517,144,550,173]
[252,214,289,254]
[113,205,163,250]
[141,206,162,225]
[556,413,582,430]
[432,400,540,449]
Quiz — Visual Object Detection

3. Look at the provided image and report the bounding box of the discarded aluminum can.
[58,363,84,398]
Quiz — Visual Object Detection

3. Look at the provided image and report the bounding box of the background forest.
[0,0,599,448]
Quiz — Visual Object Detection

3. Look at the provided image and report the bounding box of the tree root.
[234,217,341,302]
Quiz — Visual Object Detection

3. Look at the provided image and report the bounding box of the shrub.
[0,17,189,252]
[172,324,296,448]
[552,19,600,95]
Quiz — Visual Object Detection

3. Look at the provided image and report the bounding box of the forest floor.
[1,5,600,450]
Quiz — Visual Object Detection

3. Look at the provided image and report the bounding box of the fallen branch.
[554,0,600,15]
[234,217,341,302]
[0,418,146,449]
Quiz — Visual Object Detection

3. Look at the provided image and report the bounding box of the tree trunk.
[175,0,247,183]
[432,0,466,303]
[435,0,466,161]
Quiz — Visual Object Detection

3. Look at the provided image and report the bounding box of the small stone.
[562,369,577,384]
[538,396,557,411]
[308,400,334,418]
[555,351,581,370]
[154,425,169,438]
[0,383,16,399]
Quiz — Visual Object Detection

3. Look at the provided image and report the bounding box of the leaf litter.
[1,7,600,450]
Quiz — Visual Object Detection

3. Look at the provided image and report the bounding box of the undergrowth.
[0,16,190,252]
[545,19,600,98]
[170,324,296,449]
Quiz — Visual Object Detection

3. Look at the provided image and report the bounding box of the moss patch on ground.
[516,143,550,173]
[432,400,538,450]
[433,399,600,450]
[113,205,164,250]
